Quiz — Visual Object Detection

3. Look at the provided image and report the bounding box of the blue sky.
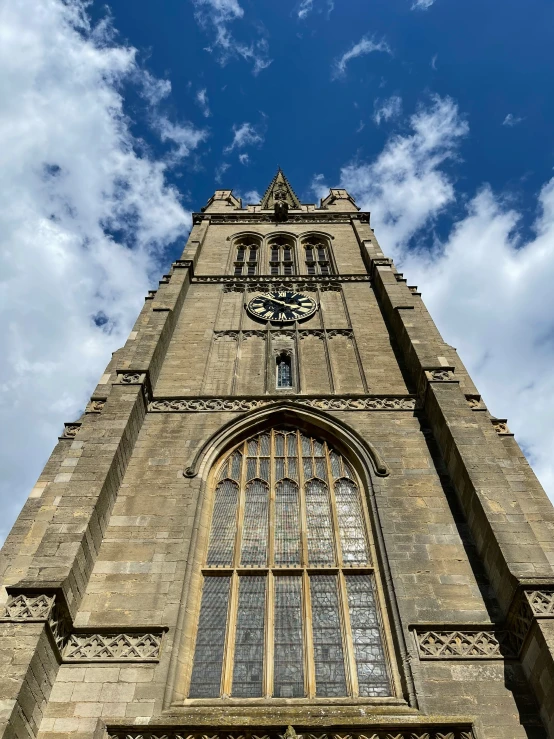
[1,0,554,543]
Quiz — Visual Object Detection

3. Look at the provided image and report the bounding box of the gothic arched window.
[303,236,332,275]
[188,428,391,700]
[268,235,295,275]
[233,236,260,276]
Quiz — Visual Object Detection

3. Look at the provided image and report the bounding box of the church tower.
[2,170,554,739]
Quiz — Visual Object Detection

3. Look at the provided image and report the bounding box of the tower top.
[260,168,302,210]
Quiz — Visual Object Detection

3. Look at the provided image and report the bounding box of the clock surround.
[246,290,317,323]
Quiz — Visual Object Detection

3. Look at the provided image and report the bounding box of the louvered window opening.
[305,243,331,275]
[189,429,391,700]
[234,244,258,276]
[269,241,295,275]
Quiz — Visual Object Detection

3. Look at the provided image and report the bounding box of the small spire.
[260,168,302,210]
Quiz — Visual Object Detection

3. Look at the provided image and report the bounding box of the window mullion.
[302,569,316,698]
[221,571,239,697]
[338,571,359,698]
[265,571,275,697]
[234,441,248,568]
[325,442,343,567]
[297,431,308,567]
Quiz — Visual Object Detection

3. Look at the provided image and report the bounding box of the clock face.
[247,291,317,323]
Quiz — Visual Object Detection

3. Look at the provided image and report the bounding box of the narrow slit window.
[276,353,293,389]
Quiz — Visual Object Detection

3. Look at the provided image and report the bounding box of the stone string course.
[148,396,419,413]
[109,729,475,739]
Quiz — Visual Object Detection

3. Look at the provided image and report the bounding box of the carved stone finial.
[284,727,298,739]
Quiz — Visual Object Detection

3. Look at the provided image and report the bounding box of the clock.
[247,291,317,323]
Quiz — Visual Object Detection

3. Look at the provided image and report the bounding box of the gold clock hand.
[265,296,297,308]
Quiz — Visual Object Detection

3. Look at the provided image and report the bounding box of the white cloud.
[224,122,264,153]
[244,189,261,203]
[431,54,438,70]
[239,152,250,165]
[196,88,211,117]
[340,95,554,502]
[342,95,468,249]
[332,35,391,79]
[411,0,436,9]
[310,173,330,202]
[0,0,196,542]
[373,95,402,125]
[191,0,272,74]
[215,161,231,182]
[157,117,208,164]
[503,113,524,127]
[297,0,334,20]
[140,71,172,106]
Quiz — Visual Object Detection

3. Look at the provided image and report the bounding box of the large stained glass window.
[188,428,391,699]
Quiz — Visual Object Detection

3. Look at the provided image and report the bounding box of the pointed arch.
[183,401,389,482]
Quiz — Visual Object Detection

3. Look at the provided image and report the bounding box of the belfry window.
[276,353,292,389]
[233,239,259,276]
[304,238,331,275]
[268,237,295,275]
[188,429,391,700]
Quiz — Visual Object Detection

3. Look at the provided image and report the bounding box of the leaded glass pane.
[287,457,298,481]
[287,433,297,457]
[303,457,313,480]
[207,480,238,566]
[274,479,301,565]
[310,575,347,696]
[246,457,257,481]
[315,457,327,481]
[230,451,242,481]
[330,451,342,479]
[189,576,230,697]
[259,457,270,482]
[260,433,270,456]
[276,457,285,481]
[217,458,229,481]
[275,434,285,456]
[274,576,304,697]
[313,440,325,456]
[248,438,258,456]
[345,575,390,697]
[232,576,266,697]
[301,434,311,455]
[306,479,335,565]
[241,480,269,566]
[335,479,370,565]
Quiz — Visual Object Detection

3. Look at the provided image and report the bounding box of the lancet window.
[233,236,260,276]
[188,428,391,700]
[276,352,293,389]
[268,236,295,275]
[303,237,331,275]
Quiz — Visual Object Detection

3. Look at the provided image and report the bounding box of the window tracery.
[302,236,331,275]
[268,236,295,275]
[188,428,391,700]
[233,236,260,276]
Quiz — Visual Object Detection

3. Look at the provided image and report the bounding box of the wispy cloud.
[503,113,524,127]
[157,118,208,164]
[239,152,250,165]
[191,0,272,74]
[332,35,391,79]
[196,88,211,117]
[411,0,436,9]
[224,122,265,153]
[373,95,402,125]
[215,161,231,183]
[297,0,334,20]
[310,173,329,201]
[431,54,438,70]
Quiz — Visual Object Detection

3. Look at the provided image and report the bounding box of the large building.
[1,170,554,739]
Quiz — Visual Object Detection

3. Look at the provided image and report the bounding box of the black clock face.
[247,291,317,323]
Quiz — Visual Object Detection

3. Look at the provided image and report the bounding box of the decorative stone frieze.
[119,372,145,384]
[0,593,163,662]
[149,395,418,413]
[425,369,456,383]
[62,631,162,661]
[201,212,367,225]
[507,588,554,652]
[87,399,106,413]
[60,422,81,439]
[193,275,370,285]
[465,395,485,411]
[108,727,474,739]
[415,628,517,659]
[491,418,513,436]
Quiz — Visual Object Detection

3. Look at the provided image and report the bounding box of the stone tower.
[1,170,554,739]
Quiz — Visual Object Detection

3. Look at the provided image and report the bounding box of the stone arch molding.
[183,401,390,482]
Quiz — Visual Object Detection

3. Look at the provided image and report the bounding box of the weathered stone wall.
[1,186,553,739]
